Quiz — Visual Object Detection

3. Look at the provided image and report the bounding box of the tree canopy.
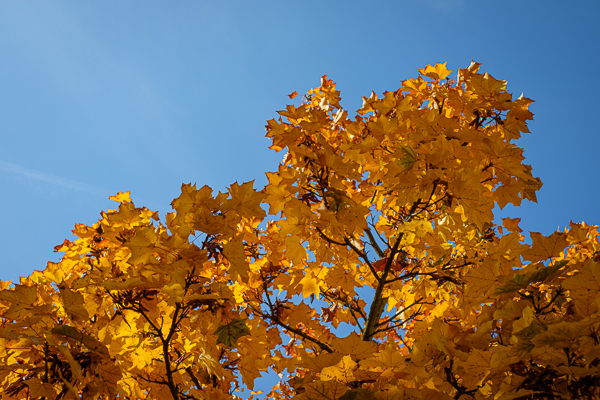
[1,62,599,400]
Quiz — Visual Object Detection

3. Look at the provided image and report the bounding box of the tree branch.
[362,230,404,341]
[364,228,385,259]
[362,200,422,341]
[185,367,203,390]
[163,303,182,400]
[344,236,380,282]
[253,286,333,353]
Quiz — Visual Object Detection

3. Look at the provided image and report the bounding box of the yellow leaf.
[418,62,453,80]
[464,259,498,301]
[563,259,600,298]
[469,72,507,96]
[125,226,160,264]
[300,353,344,372]
[25,378,57,398]
[0,284,37,308]
[101,277,145,291]
[398,220,433,238]
[304,380,349,400]
[60,287,89,322]
[320,355,357,383]
[331,332,378,360]
[108,191,132,203]
[223,180,266,220]
[531,314,600,347]
[457,348,491,388]
[52,325,109,358]
[222,234,250,281]
[0,284,38,320]
[299,272,321,298]
[284,235,307,266]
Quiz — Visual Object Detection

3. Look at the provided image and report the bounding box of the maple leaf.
[502,217,522,233]
[0,284,38,320]
[299,271,322,298]
[109,191,132,203]
[523,177,543,202]
[452,178,494,228]
[493,260,567,295]
[464,259,498,301]
[284,235,307,266]
[327,265,359,293]
[531,314,600,347]
[125,225,160,264]
[331,332,378,360]
[214,318,250,349]
[457,348,491,388]
[303,380,349,400]
[398,145,417,170]
[51,325,109,358]
[320,355,357,383]
[563,259,600,297]
[469,72,507,96]
[521,231,568,263]
[106,202,145,226]
[223,180,266,220]
[222,234,250,281]
[418,62,453,80]
[26,378,57,398]
[60,286,90,322]
[0,283,37,305]
[300,353,344,372]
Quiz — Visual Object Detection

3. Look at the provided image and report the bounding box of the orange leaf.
[522,231,568,263]
[502,217,522,233]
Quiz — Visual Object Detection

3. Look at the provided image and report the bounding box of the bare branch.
[364,228,386,259]
[186,367,203,390]
[250,283,333,353]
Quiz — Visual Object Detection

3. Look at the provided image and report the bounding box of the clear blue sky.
[1,1,598,285]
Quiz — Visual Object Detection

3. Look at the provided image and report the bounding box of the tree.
[1,61,599,400]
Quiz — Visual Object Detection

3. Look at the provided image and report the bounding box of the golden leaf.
[522,231,568,263]
[60,287,89,322]
[108,191,132,203]
[222,234,250,281]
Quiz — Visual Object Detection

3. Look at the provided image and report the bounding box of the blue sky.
[1,1,598,287]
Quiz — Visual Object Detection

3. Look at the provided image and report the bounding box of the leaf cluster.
[1,62,599,400]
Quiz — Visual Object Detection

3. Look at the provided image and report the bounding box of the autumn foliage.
[2,62,600,400]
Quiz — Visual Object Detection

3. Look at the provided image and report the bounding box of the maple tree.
[1,62,600,400]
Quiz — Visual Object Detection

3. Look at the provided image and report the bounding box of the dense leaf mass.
[1,62,599,400]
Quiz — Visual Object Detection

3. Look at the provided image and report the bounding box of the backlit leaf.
[215,318,250,349]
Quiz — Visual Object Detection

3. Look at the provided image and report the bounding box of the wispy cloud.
[0,160,103,196]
